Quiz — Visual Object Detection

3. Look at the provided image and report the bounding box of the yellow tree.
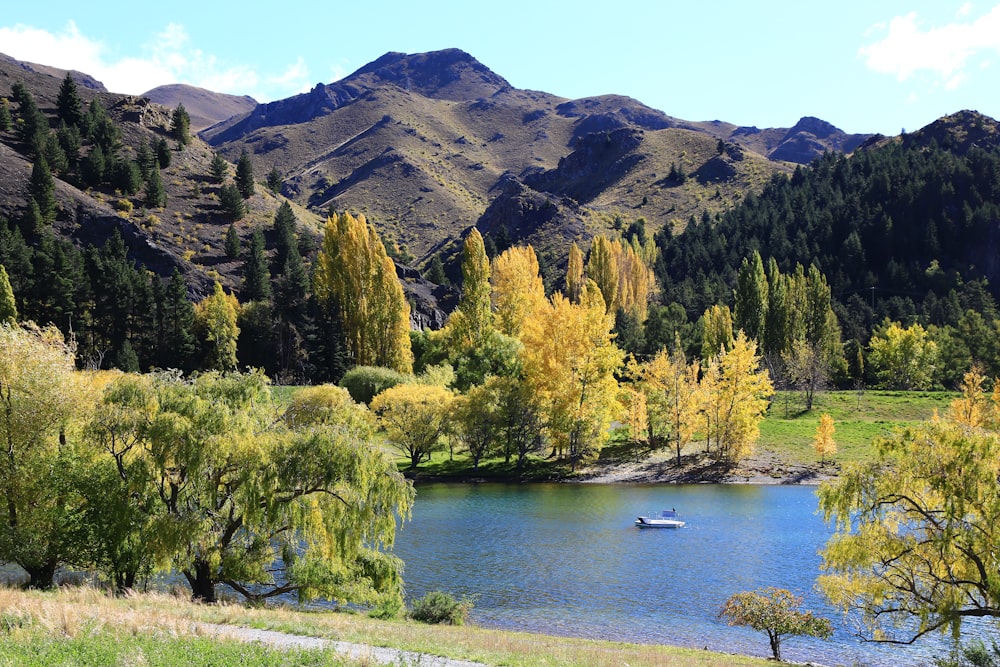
[586,236,618,314]
[447,228,492,349]
[948,365,988,428]
[813,413,836,462]
[701,331,774,464]
[520,282,624,468]
[193,281,240,371]
[314,211,413,373]
[0,264,16,325]
[371,383,455,470]
[701,303,734,360]
[867,320,938,390]
[565,242,584,304]
[491,245,546,338]
[642,343,702,465]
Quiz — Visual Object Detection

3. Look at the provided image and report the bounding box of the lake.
[390,482,948,666]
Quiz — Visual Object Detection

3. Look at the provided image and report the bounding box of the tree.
[371,383,454,470]
[313,211,413,373]
[783,339,828,411]
[868,320,939,389]
[218,183,245,220]
[641,343,701,465]
[265,166,282,193]
[29,156,57,225]
[701,331,774,464]
[193,281,240,371]
[446,228,492,350]
[209,152,228,182]
[224,223,241,259]
[733,250,768,343]
[813,413,836,462]
[719,588,833,661]
[491,244,546,338]
[0,323,88,589]
[144,166,167,208]
[701,303,734,359]
[565,242,584,303]
[235,150,255,198]
[818,409,1000,644]
[158,269,196,371]
[241,227,271,302]
[520,283,624,467]
[587,236,618,313]
[0,99,11,132]
[170,103,190,146]
[451,382,502,469]
[155,137,171,169]
[0,264,17,325]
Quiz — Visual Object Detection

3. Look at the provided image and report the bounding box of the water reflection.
[391,483,946,666]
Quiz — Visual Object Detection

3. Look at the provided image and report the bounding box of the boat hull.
[634,518,685,528]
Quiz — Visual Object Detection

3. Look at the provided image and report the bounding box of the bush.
[409,591,474,625]
[339,365,412,405]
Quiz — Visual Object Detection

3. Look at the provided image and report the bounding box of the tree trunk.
[23,559,57,590]
[184,559,217,603]
[768,631,782,661]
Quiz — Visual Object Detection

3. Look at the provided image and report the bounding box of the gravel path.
[197,622,492,667]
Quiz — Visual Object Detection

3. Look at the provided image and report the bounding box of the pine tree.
[144,166,166,208]
[159,269,197,371]
[272,201,297,270]
[265,166,282,194]
[235,150,255,198]
[224,223,241,259]
[29,156,57,225]
[170,103,191,146]
[209,153,228,182]
[241,227,271,302]
[155,137,171,169]
[135,140,154,179]
[81,144,106,187]
[0,99,11,132]
[425,255,449,286]
[218,184,245,220]
[55,73,83,128]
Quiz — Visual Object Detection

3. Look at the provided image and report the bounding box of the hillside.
[142,83,257,132]
[198,49,868,268]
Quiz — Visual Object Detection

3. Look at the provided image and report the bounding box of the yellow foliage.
[813,413,836,461]
[491,245,546,338]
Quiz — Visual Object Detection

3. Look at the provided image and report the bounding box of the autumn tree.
[813,413,836,462]
[565,242,584,303]
[491,244,546,338]
[520,282,624,468]
[641,342,701,465]
[818,409,1000,643]
[193,281,240,371]
[371,383,454,470]
[0,323,88,588]
[0,265,16,325]
[701,303,734,359]
[868,320,939,390]
[720,588,833,661]
[587,235,618,313]
[451,382,502,469]
[446,228,493,350]
[701,331,774,464]
[313,211,413,373]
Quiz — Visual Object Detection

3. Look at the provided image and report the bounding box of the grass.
[758,389,954,465]
[0,587,771,667]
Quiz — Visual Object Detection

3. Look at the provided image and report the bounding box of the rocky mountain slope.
[142,83,257,132]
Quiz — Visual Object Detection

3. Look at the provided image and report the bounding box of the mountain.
[197,49,869,268]
[141,83,257,132]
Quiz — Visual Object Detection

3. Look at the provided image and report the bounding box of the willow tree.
[0,323,88,588]
[491,244,546,338]
[314,212,412,373]
[819,392,1000,643]
[521,282,624,468]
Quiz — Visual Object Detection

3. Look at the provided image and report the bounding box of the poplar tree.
[733,250,768,343]
[446,228,492,349]
[565,242,584,303]
[587,236,618,314]
[0,265,17,325]
[313,211,412,373]
[491,244,545,338]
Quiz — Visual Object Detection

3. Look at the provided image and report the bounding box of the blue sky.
[1,1,998,136]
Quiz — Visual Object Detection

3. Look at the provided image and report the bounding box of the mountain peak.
[347,48,511,101]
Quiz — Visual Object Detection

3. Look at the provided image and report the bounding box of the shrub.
[339,365,412,405]
[409,591,474,625]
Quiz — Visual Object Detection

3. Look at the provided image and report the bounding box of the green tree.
[218,183,245,220]
[0,323,88,588]
[158,268,196,371]
[445,228,492,350]
[0,264,17,325]
[235,150,255,198]
[0,99,11,132]
[733,250,768,343]
[719,588,833,661]
[241,227,271,302]
[224,223,241,259]
[170,103,191,146]
[313,211,413,373]
[265,166,282,193]
[819,406,1000,643]
[144,166,166,208]
[155,137,171,169]
[209,152,228,182]
[194,281,240,371]
[55,73,83,128]
[29,156,57,225]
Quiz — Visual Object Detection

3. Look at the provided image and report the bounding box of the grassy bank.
[0,587,770,667]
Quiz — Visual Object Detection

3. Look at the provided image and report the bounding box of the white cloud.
[859,4,1000,88]
[0,21,309,101]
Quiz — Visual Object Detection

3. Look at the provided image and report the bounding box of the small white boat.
[635,509,685,529]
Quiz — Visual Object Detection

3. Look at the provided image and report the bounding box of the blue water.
[390,483,951,666]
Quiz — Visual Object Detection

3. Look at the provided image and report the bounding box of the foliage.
[28,156,56,225]
[144,166,167,208]
[235,150,255,198]
[719,587,833,661]
[868,320,939,389]
[224,223,241,259]
[812,413,836,461]
[639,343,701,465]
[818,382,1000,643]
[409,590,474,625]
[209,152,229,182]
[339,365,412,405]
[371,383,454,470]
[193,281,240,371]
[0,265,16,325]
[445,228,492,350]
[491,244,546,338]
[170,103,191,146]
[701,303,734,359]
[314,211,412,373]
[242,227,271,302]
[218,183,246,220]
